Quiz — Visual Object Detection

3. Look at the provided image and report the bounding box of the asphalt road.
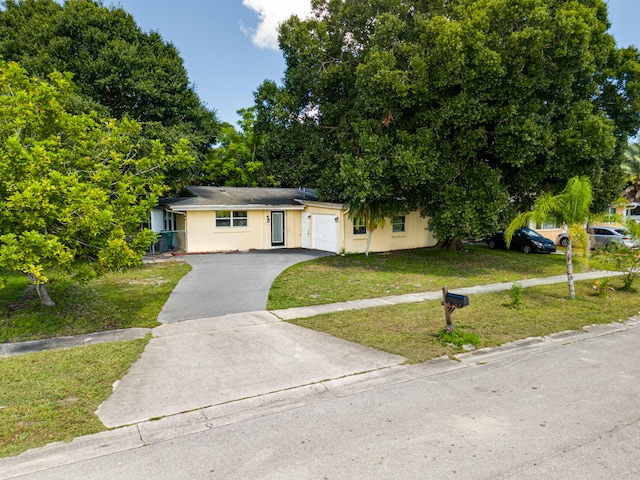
[157,249,331,323]
[7,319,639,480]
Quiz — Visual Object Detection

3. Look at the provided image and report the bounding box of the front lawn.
[0,262,190,458]
[0,262,191,343]
[1,248,631,459]
[289,279,640,364]
[0,338,149,458]
[268,246,593,309]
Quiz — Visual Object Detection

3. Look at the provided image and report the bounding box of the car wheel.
[488,239,496,249]
[559,237,568,247]
[522,245,532,254]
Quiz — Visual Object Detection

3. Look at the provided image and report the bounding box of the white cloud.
[242,0,312,50]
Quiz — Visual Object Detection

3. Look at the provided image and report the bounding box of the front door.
[271,211,285,247]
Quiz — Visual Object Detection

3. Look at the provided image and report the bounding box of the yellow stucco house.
[151,186,437,254]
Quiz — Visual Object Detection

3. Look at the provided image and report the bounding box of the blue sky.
[102,0,640,126]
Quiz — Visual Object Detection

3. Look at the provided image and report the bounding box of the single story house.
[150,186,437,254]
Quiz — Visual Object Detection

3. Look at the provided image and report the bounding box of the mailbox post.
[441,286,469,333]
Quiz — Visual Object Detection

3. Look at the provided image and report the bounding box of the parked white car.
[556,232,569,247]
[588,226,638,250]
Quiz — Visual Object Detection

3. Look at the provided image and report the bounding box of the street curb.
[2,317,638,479]
[0,328,151,358]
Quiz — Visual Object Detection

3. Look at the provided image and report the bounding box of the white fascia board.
[168,204,305,212]
[300,200,345,210]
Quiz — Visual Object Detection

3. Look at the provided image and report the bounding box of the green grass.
[0,337,149,458]
[0,263,191,343]
[0,262,190,458]
[289,279,640,364]
[268,246,593,309]
[0,249,632,458]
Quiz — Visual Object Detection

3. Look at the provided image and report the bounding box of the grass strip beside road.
[268,246,593,310]
[0,249,632,459]
[1,261,190,458]
[0,262,191,343]
[289,279,640,364]
[0,337,149,458]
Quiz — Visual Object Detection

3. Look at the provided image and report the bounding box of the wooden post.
[442,286,454,333]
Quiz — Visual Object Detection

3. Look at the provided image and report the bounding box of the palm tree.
[506,176,594,300]
[348,200,388,257]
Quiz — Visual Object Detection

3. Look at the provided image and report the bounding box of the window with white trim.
[216,211,248,227]
[392,216,406,233]
[164,211,176,231]
[353,221,366,235]
[536,220,560,230]
[626,206,640,216]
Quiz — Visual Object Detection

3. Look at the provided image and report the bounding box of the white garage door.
[312,214,338,253]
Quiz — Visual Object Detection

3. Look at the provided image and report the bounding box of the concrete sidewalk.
[94,271,622,427]
[273,270,623,319]
[0,269,633,479]
[3,316,638,480]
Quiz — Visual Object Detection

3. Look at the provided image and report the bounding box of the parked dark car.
[487,228,557,254]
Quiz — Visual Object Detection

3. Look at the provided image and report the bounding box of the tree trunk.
[25,273,56,307]
[434,238,464,251]
[565,241,576,300]
[365,231,373,257]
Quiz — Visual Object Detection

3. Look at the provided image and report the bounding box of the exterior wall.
[285,209,303,248]
[343,211,437,254]
[185,210,265,253]
[175,204,436,254]
[536,227,564,245]
[183,209,303,253]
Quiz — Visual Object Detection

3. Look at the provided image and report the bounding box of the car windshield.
[520,228,544,239]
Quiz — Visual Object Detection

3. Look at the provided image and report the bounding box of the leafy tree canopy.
[0,0,219,187]
[254,79,339,191]
[0,61,193,305]
[258,0,640,240]
[200,108,275,187]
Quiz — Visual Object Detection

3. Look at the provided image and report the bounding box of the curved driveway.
[157,249,331,323]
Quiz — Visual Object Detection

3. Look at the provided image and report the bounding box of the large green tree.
[0,0,218,185]
[258,0,640,241]
[0,61,193,306]
[254,80,339,192]
[200,108,275,187]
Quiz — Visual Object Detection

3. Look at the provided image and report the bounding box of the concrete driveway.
[94,250,409,428]
[158,249,331,323]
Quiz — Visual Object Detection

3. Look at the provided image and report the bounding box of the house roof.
[160,186,318,211]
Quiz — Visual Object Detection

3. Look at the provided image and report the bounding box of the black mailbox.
[445,293,469,308]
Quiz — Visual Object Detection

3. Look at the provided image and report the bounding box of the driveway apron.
[158,250,331,323]
[97,249,407,428]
